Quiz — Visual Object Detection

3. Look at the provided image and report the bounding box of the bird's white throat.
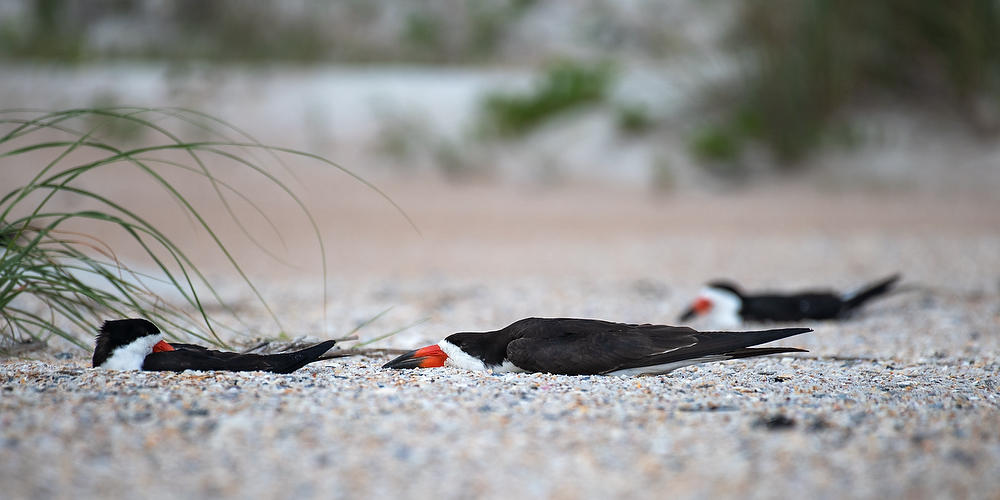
[438,340,488,371]
[100,334,164,370]
[700,286,743,328]
[437,340,525,373]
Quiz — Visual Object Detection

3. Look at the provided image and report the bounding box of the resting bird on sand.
[679,274,901,328]
[383,317,810,376]
[92,318,336,373]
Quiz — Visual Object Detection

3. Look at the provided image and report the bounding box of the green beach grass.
[0,107,413,351]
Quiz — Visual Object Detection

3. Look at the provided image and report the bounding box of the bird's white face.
[99,333,166,370]
[437,340,526,373]
[694,286,743,329]
[438,340,488,371]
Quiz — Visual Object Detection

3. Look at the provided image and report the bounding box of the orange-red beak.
[153,340,174,352]
[679,297,713,321]
[382,344,448,369]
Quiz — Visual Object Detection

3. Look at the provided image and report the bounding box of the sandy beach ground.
[2,176,999,499]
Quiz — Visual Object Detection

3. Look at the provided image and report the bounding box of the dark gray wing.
[505,320,809,375]
[505,321,702,375]
[143,340,336,373]
[169,344,242,359]
[743,294,843,321]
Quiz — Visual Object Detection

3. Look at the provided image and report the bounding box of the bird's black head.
[441,331,510,367]
[440,332,477,352]
[92,318,165,368]
[706,280,743,297]
[382,331,509,370]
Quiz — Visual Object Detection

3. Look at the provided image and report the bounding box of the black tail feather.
[725,347,807,360]
[842,273,901,311]
[706,327,813,347]
[648,327,811,367]
[270,340,338,373]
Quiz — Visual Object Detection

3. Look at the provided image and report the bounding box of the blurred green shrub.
[0,0,85,61]
[0,0,537,64]
[401,0,536,62]
[480,61,615,137]
[691,124,741,163]
[615,103,655,135]
[701,0,1000,165]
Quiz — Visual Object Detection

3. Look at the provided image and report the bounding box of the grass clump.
[0,108,410,351]
[480,60,615,137]
[701,0,1000,165]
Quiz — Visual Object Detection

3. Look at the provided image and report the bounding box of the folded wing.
[142,340,337,373]
[505,321,809,375]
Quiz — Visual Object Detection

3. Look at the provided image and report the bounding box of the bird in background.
[92,318,337,373]
[679,273,901,328]
[383,317,810,376]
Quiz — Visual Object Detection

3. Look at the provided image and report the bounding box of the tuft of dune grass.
[0,107,414,350]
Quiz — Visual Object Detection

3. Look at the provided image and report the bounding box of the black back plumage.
[739,274,900,321]
[450,317,809,375]
[141,340,337,373]
[740,293,844,321]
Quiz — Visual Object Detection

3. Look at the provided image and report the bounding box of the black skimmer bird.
[679,274,901,327]
[92,318,337,373]
[382,317,810,375]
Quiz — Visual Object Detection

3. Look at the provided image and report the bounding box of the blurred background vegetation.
[3,0,999,348]
[2,0,999,188]
[697,0,1000,165]
[1,0,545,64]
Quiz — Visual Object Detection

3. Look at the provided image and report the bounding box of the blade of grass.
[351,316,431,349]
